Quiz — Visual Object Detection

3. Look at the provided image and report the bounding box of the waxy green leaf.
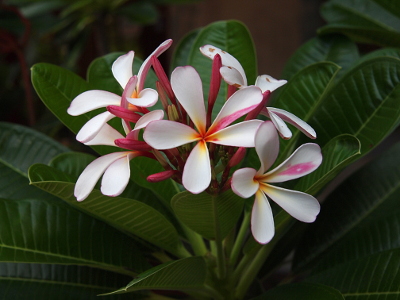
[29,163,186,257]
[0,263,136,300]
[319,0,400,47]
[294,141,400,272]
[0,197,147,276]
[310,57,400,154]
[281,35,359,80]
[105,257,207,295]
[171,190,244,240]
[251,282,344,300]
[296,134,361,195]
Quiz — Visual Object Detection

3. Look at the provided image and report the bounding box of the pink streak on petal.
[137,39,173,92]
[278,162,318,176]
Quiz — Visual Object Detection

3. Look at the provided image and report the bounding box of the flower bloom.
[200,45,316,140]
[231,121,322,244]
[67,39,172,143]
[144,66,264,194]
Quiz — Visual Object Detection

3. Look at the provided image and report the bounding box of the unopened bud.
[167,104,180,122]
[147,170,178,183]
[228,147,246,167]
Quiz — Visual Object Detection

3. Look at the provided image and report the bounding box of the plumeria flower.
[231,121,322,244]
[200,45,316,139]
[67,39,172,143]
[73,122,157,201]
[144,66,264,194]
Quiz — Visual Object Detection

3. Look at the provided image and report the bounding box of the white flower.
[231,121,322,244]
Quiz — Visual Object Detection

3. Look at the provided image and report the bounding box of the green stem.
[235,241,276,300]
[181,223,208,256]
[212,195,226,280]
[229,210,250,267]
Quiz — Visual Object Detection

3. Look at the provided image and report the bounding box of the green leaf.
[0,197,147,276]
[187,20,257,118]
[294,141,400,272]
[49,152,95,180]
[116,2,159,25]
[319,0,400,47]
[105,257,207,295]
[357,47,400,64]
[171,190,244,240]
[87,52,124,94]
[307,249,400,299]
[171,28,201,71]
[0,263,136,300]
[250,282,344,300]
[28,164,186,257]
[0,122,68,200]
[281,35,359,80]
[310,57,400,154]
[295,134,361,195]
[267,62,340,166]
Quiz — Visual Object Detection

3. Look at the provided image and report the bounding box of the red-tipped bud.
[207,54,222,128]
[115,138,153,151]
[147,170,178,183]
[107,105,142,123]
[228,147,247,168]
[245,90,271,121]
[151,56,176,104]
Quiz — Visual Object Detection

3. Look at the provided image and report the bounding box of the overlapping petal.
[76,111,115,143]
[207,120,262,147]
[255,75,287,92]
[133,110,164,131]
[220,66,246,87]
[260,184,320,223]
[252,190,275,244]
[67,90,121,116]
[127,88,158,107]
[231,168,259,198]
[209,86,263,133]
[144,120,200,149]
[265,110,292,140]
[74,152,131,201]
[264,143,322,183]
[254,121,279,174]
[171,66,206,133]
[182,140,211,194]
[267,107,317,139]
[84,123,124,146]
[112,51,134,89]
[101,153,132,197]
[200,44,247,85]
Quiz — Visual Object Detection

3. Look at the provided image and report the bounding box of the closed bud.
[147,170,178,183]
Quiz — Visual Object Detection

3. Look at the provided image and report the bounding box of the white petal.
[220,66,246,87]
[255,75,287,92]
[200,44,247,85]
[74,152,129,201]
[210,86,263,133]
[231,168,259,198]
[182,141,211,194]
[137,39,173,91]
[265,143,322,183]
[76,111,115,143]
[101,154,132,197]
[144,120,199,149]
[127,88,158,107]
[208,120,263,147]
[171,66,206,133]
[267,107,317,139]
[85,123,124,146]
[261,184,320,223]
[254,121,280,175]
[267,110,292,140]
[67,90,121,116]
[112,51,134,89]
[133,110,165,131]
[251,190,275,244]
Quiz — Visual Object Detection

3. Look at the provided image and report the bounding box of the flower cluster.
[68,40,322,244]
